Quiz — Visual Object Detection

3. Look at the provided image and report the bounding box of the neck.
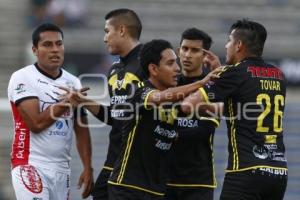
[37,62,60,78]
[237,52,258,63]
[149,77,167,90]
[182,67,203,77]
[119,40,140,57]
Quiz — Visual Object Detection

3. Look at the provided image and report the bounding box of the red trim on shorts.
[11,101,30,168]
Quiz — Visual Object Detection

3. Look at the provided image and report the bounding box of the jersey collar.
[120,44,142,64]
[34,63,63,80]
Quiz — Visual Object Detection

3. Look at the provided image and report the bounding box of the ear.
[119,25,126,37]
[148,63,159,77]
[236,40,243,52]
[32,46,38,56]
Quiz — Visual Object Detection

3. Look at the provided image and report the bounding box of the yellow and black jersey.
[108,81,178,196]
[104,44,146,170]
[200,57,287,172]
[167,74,219,189]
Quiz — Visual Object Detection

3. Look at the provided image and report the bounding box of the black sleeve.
[95,104,112,125]
[203,65,244,102]
[74,107,88,119]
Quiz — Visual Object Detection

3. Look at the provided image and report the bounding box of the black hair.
[105,8,142,40]
[32,23,63,47]
[180,27,213,50]
[139,39,173,77]
[230,19,267,56]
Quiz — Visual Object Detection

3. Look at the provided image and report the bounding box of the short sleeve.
[202,65,244,102]
[7,72,38,105]
[130,82,157,110]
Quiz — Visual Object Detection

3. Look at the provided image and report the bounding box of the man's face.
[225,29,238,65]
[156,48,180,88]
[178,39,204,74]
[32,31,64,71]
[103,19,123,55]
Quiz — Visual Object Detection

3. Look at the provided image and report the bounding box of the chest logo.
[108,72,140,90]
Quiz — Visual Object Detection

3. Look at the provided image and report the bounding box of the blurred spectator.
[47,0,87,28]
[28,0,51,27]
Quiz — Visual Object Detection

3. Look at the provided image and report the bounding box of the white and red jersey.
[7,64,82,171]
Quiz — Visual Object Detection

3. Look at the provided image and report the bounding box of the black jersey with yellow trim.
[104,44,146,169]
[108,80,178,196]
[201,57,287,172]
[167,74,219,188]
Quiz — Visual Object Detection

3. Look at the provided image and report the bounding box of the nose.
[52,44,59,52]
[174,62,180,72]
[184,49,191,58]
[103,34,107,43]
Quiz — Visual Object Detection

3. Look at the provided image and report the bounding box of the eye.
[181,46,188,52]
[43,42,52,47]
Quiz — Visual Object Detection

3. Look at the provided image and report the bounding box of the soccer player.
[106,39,220,200]
[85,9,146,200]
[165,28,219,200]
[7,23,93,200]
[182,19,288,200]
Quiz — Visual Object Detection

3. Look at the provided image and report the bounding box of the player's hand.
[77,167,94,199]
[59,86,90,106]
[203,49,221,71]
[201,67,222,85]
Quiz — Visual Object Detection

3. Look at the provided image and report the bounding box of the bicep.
[17,98,40,130]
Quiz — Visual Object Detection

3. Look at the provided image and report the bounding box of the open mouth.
[49,55,60,61]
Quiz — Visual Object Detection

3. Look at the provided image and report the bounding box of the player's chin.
[169,80,178,87]
[48,61,63,68]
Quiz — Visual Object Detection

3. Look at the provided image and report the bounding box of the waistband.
[29,159,71,173]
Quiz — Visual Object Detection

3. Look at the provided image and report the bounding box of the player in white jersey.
[7,23,94,200]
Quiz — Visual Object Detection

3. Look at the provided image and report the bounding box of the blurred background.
[0,0,299,199]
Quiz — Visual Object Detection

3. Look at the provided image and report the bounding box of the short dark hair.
[139,39,173,77]
[105,8,142,40]
[180,28,213,50]
[230,19,267,56]
[32,23,63,47]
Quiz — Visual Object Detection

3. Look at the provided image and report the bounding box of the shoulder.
[61,68,79,81]
[10,65,36,81]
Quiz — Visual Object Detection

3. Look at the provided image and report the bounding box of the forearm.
[20,101,70,133]
[75,120,92,170]
[76,135,92,170]
[150,80,204,105]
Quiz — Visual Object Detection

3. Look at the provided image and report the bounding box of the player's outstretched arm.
[147,67,221,106]
[59,87,110,124]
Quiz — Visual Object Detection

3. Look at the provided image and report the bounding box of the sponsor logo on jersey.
[37,79,48,85]
[15,83,26,94]
[252,145,269,159]
[55,120,64,129]
[154,125,177,139]
[110,95,128,104]
[247,66,284,80]
[108,72,140,90]
[111,109,125,118]
[155,139,172,151]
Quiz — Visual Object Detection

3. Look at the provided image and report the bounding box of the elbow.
[29,127,44,134]
[27,122,48,134]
